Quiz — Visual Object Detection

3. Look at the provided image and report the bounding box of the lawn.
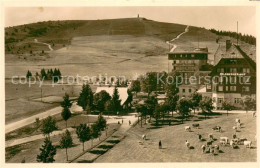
[6,122,120,163]
[95,113,257,162]
[6,113,98,141]
[5,80,83,124]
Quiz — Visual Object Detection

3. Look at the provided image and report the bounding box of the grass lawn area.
[6,113,98,141]
[5,81,84,124]
[6,120,119,163]
[95,113,256,162]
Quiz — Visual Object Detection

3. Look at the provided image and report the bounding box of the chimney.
[226,40,231,51]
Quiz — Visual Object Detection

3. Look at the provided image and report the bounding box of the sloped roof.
[214,43,244,65]
[95,87,128,105]
[197,87,207,93]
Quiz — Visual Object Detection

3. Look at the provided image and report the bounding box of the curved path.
[5,102,79,134]
[34,39,54,51]
[166,25,189,52]
[5,113,138,148]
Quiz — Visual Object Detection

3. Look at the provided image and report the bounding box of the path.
[71,113,139,163]
[5,102,79,134]
[166,25,189,52]
[5,113,138,148]
[34,39,54,51]
[6,128,74,148]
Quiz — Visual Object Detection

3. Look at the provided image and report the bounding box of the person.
[129,120,131,125]
[201,144,206,153]
[198,134,202,141]
[122,119,124,124]
[214,145,219,153]
[118,121,120,124]
[210,146,215,155]
[159,140,162,149]
[232,133,236,139]
[230,140,235,149]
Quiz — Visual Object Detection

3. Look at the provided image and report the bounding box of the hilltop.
[4,17,255,78]
[5,18,215,54]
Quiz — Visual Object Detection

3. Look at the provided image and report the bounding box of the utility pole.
[237,21,238,46]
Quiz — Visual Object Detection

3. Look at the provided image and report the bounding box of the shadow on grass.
[193,119,203,122]
[77,159,94,163]
[171,123,183,126]
[98,144,114,149]
[159,147,167,149]
[56,144,79,149]
[111,135,119,138]
[198,112,222,116]
[89,150,107,155]
[147,126,162,130]
[106,140,120,144]
[197,117,210,120]
[233,146,240,149]
[189,146,195,149]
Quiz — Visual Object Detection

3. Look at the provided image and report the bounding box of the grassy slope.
[5,17,255,60]
[5,18,187,53]
[95,113,256,162]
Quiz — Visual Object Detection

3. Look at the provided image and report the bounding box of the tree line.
[209,28,256,45]
[36,93,108,162]
[26,68,62,82]
[129,71,256,126]
[77,83,133,115]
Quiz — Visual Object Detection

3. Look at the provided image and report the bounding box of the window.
[218,85,223,91]
[182,89,185,93]
[218,98,223,104]
[230,76,236,84]
[243,68,250,73]
[234,98,241,104]
[189,89,192,93]
[230,68,237,73]
[225,86,229,91]
[206,85,211,90]
[217,68,224,73]
[230,86,237,91]
[242,76,250,84]
[212,85,216,91]
[242,86,250,92]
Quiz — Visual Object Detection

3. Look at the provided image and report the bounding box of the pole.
[237,21,238,46]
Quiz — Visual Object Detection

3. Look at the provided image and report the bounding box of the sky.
[5,6,256,36]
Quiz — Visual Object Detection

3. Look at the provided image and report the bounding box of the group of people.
[118,119,131,125]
